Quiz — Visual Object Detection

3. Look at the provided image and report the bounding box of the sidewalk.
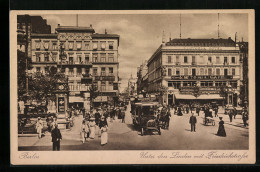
[18,114,127,148]
[170,106,248,130]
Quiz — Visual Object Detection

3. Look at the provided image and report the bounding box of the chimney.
[105,29,107,34]
[58,24,60,27]
[90,24,92,28]
[228,37,231,40]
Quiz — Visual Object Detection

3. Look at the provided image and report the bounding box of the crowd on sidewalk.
[79,105,127,146]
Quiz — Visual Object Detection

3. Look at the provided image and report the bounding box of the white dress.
[89,121,96,139]
[101,127,108,145]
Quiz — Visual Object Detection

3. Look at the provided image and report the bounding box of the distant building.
[128,75,137,97]
[137,61,148,94]
[147,37,241,106]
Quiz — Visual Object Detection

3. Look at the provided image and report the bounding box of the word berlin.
[171,75,233,80]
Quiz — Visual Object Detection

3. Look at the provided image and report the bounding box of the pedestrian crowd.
[79,105,127,146]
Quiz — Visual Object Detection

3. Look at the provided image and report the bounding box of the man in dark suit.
[189,113,197,132]
[51,124,62,151]
[94,109,101,125]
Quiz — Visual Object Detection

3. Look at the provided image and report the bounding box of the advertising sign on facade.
[58,97,65,112]
[171,75,233,80]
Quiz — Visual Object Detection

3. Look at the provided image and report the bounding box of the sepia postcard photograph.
[10,10,255,165]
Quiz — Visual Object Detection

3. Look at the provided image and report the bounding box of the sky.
[35,13,248,92]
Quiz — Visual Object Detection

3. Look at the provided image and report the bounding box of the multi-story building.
[30,33,58,74]
[17,15,51,57]
[91,32,120,107]
[30,24,120,109]
[147,37,241,106]
[128,75,137,98]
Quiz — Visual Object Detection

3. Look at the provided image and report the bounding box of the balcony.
[58,61,92,66]
[82,74,92,80]
[94,75,115,81]
[175,62,181,66]
[191,62,196,66]
[223,62,229,66]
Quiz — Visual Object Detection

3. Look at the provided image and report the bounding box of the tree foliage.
[17,50,27,100]
[27,67,67,102]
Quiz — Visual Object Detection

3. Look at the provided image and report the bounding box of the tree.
[17,50,33,100]
[27,66,67,103]
[17,50,27,100]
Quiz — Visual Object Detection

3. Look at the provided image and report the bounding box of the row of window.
[34,41,114,51]
[167,68,236,76]
[167,81,238,88]
[92,67,114,76]
[35,66,114,76]
[167,55,237,64]
[34,53,116,63]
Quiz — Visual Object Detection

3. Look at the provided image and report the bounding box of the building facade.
[17,15,51,57]
[147,38,241,106]
[137,61,148,95]
[128,75,137,98]
[30,25,120,109]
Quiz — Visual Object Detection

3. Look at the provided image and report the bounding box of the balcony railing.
[58,61,92,65]
[224,62,229,66]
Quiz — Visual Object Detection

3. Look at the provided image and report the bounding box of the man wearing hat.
[242,108,249,127]
[94,109,101,126]
[189,113,197,132]
[35,117,43,139]
[51,124,62,151]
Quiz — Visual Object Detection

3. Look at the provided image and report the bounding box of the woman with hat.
[99,115,108,146]
[80,120,89,143]
[217,117,226,137]
[35,117,43,139]
[89,117,96,139]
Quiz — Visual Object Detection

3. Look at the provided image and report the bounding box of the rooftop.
[166,38,236,47]
[55,25,95,33]
[31,33,58,38]
[92,33,120,38]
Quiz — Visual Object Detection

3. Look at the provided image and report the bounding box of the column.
[82,67,86,75]
[65,67,69,76]
[73,67,77,77]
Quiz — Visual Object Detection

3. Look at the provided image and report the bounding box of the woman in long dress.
[80,120,89,143]
[89,118,96,139]
[99,116,108,146]
[217,117,226,137]
[35,117,43,139]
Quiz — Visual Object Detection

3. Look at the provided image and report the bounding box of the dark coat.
[51,127,62,142]
[189,116,197,125]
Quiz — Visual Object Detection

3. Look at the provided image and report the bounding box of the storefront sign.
[58,97,65,112]
[171,75,233,80]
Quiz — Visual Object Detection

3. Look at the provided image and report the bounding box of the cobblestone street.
[18,104,249,151]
